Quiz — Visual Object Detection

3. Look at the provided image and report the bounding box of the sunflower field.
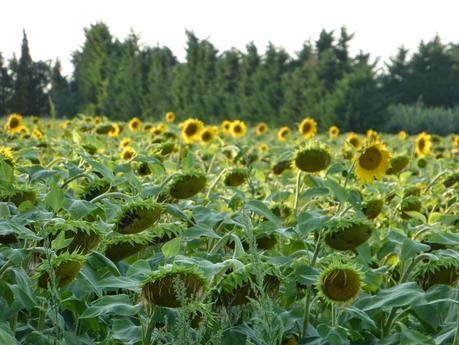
[0,113,458,345]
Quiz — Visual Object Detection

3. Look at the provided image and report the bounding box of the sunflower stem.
[453,304,459,345]
[90,192,131,204]
[206,168,228,200]
[337,161,355,213]
[143,304,156,345]
[424,171,447,192]
[60,173,91,189]
[294,171,302,213]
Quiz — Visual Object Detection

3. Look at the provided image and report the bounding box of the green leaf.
[51,230,73,251]
[324,178,348,204]
[161,237,181,258]
[296,211,329,235]
[0,161,14,190]
[68,199,98,219]
[361,282,426,311]
[45,181,65,212]
[245,200,281,225]
[80,295,141,318]
[404,211,427,223]
[400,238,430,261]
[86,158,114,181]
[182,224,221,239]
[0,323,17,344]
[96,276,141,292]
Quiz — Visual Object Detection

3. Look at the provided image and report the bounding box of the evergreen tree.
[0,53,12,116]
[49,60,75,117]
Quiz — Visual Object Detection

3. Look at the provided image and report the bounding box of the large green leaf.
[80,295,141,319]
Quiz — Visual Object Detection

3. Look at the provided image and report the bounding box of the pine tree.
[0,53,12,116]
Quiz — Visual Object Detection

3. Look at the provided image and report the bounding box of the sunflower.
[120,138,132,148]
[385,155,410,175]
[324,217,373,251]
[277,126,291,141]
[292,143,331,173]
[166,170,207,199]
[317,262,363,305]
[399,130,407,140]
[0,146,14,165]
[109,123,120,137]
[32,127,43,140]
[256,122,269,136]
[180,118,204,143]
[329,126,339,139]
[221,120,232,134]
[230,120,247,138]
[128,117,142,131]
[151,124,166,136]
[354,142,391,183]
[4,113,24,134]
[121,146,136,160]
[37,253,85,289]
[415,132,431,158]
[95,116,103,124]
[224,168,247,187]
[113,199,162,234]
[346,132,361,149]
[298,117,317,139]
[258,143,268,154]
[200,126,218,145]
[18,125,30,135]
[165,112,176,123]
[366,129,379,142]
[451,134,459,147]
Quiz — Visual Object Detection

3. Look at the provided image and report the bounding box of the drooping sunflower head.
[400,196,422,219]
[102,230,156,262]
[109,123,120,137]
[366,129,379,142]
[324,216,373,251]
[142,265,207,308]
[113,199,162,234]
[221,120,232,134]
[0,186,37,206]
[414,256,459,290]
[128,117,142,132]
[0,146,14,166]
[354,141,392,183]
[224,168,248,187]
[329,126,339,139]
[385,155,410,175]
[167,170,207,199]
[415,132,432,158]
[273,160,292,175]
[443,172,459,188]
[200,126,218,145]
[47,220,102,254]
[346,132,361,149]
[165,111,176,123]
[317,261,363,305]
[298,117,317,139]
[121,146,136,161]
[230,120,247,138]
[4,113,24,134]
[362,198,384,219]
[256,122,269,136]
[78,179,111,201]
[180,118,204,143]
[277,126,291,141]
[399,130,407,140]
[37,252,85,289]
[292,143,331,173]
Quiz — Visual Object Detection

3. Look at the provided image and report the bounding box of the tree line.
[1,23,459,133]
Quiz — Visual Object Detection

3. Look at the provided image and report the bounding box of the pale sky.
[1,0,458,75]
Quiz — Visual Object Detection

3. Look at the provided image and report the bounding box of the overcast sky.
[1,0,458,75]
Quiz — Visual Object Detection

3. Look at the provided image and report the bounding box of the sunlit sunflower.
[256,122,269,136]
[121,146,136,160]
[95,116,103,124]
[18,125,30,135]
[346,132,362,149]
[399,130,407,140]
[128,117,142,132]
[329,126,339,139]
[292,143,331,173]
[180,118,204,143]
[354,142,392,183]
[200,126,218,145]
[298,117,317,139]
[277,126,291,141]
[366,129,379,142]
[415,132,432,158]
[452,135,459,147]
[151,123,167,136]
[165,112,176,123]
[32,127,43,140]
[0,146,14,165]
[120,138,132,148]
[4,113,24,134]
[109,123,120,137]
[258,143,269,154]
[230,120,247,138]
[221,120,232,134]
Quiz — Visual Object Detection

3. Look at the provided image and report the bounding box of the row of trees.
[1,23,459,132]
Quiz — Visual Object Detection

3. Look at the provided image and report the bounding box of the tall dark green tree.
[49,60,75,117]
[0,53,12,116]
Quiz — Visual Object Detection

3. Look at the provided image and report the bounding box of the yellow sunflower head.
[354,141,392,183]
[277,126,291,141]
[32,127,44,140]
[120,138,132,148]
[95,116,103,124]
[298,117,317,139]
[4,113,24,134]
[0,146,14,166]
[230,120,247,138]
[366,129,379,142]
[180,118,204,143]
[256,122,269,136]
[200,126,218,145]
[346,132,361,149]
[221,120,232,134]
[150,124,167,136]
[399,130,407,140]
[292,143,332,173]
[121,146,136,160]
[329,126,339,139]
[109,123,120,137]
[415,132,431,158]
[258,143,269,154]
[165,112,176,123]
[128,117,142,132]
[452,134,459,147]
